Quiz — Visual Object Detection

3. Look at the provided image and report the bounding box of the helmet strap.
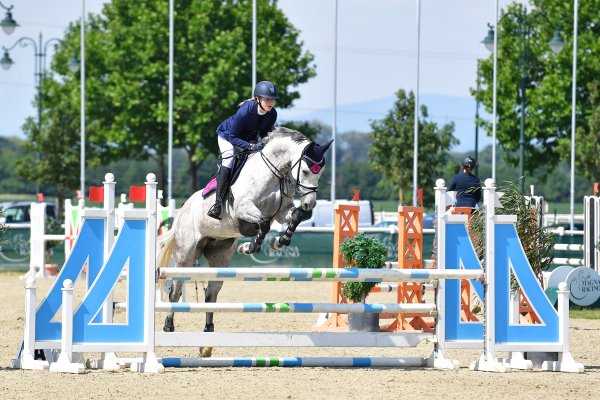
[256,97,268,112]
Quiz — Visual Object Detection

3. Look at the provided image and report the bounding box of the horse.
[156,127,333,357]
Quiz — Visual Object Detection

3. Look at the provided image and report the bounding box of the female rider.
[207,81,279,220]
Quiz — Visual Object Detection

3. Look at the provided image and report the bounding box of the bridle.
[258,143,320,199]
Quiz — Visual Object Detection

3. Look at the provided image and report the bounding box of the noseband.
[259,144,320,198]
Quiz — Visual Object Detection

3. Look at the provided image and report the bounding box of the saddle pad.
[201,178,217,197]
[201,151,251,198]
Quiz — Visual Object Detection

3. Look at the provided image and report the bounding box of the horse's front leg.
[270,206,304,250]
[200,280,223,358]
[238,217,271,254]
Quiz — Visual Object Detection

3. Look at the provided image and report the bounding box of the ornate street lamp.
[0,1,18,35]
[2,34,77,193]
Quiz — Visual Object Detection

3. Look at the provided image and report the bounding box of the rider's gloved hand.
[249,143,263,152]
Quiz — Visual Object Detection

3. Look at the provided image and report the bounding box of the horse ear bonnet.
[302,139,334,174]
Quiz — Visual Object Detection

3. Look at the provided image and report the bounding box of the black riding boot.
[207,166,232,220]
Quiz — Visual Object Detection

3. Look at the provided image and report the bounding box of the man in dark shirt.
[449,156,481,208]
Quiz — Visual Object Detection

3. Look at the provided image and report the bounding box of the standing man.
[449,156,481,209]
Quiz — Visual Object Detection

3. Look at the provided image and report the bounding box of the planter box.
[348,312,380,332]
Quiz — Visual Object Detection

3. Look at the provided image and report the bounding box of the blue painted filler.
[289,269,311,279]
[494,224,559,343]
[161,358,182,367]
[243,303,266,312]
[444,223,484,341]
[170,277,192,281]
[353,358,373,367]
[409,270,431,279]
[364,304,384,313]
[169,303,192,312]
[36,219,105,341]
[339,269,360,278]
[72,219,147,343]
[293,303,314,312]
[215,269,237,278]
[233,359,254,367]
[283,357,302,367]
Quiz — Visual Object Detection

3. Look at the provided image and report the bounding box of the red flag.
[129,185,146,202]
[37,193,44,202]
[595,182,599,197]
[89,186,104,202]
[417,188,423,203]
[352,189,360,202]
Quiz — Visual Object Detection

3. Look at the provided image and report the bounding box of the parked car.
[0,201,57,224]
[373,212,435,230]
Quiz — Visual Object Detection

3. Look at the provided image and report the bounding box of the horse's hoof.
[163,316,174,332]
[269,237,283,250]
[200,347,213,358]
[237,243,250,254]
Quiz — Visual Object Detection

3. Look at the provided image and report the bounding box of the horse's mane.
[264,127,310,145]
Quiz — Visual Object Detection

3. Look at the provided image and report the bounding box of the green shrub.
[340,233,387,303]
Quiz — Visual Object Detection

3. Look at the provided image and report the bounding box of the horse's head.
[293,139,334,210]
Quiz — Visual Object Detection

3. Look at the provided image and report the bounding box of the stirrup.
[207,202,222,220]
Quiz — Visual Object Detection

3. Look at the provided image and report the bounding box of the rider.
[449,156,481,208]
[207,81,279,220]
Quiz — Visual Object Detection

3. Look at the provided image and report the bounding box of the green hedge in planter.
[340,233,387,303]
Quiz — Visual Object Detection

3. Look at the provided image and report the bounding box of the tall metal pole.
[518,8,527,193]
[252,0,257,92]
[412,0,421,207]
[491,0,499,181]
[80,0,86,200]
[167,0,174,201]
[35,33,42,195]
[475,64,480,177]
[330,0,337,202]
[569,0,579,231]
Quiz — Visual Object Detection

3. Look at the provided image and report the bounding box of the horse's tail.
[157,227,176,268]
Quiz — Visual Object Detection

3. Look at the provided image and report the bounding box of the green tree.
[369,89,458,205]
[41,0,315,194]
[474,0,600,183]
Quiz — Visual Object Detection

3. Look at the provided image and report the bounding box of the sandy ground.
[1,270,599,400]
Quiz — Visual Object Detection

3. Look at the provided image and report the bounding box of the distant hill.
[278,93,493,153]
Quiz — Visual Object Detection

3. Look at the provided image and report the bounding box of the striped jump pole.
[160,356,426,368]
[134,301,437,315]
[158,267,483,282]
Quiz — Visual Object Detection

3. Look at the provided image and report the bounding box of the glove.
[250,143,263,152]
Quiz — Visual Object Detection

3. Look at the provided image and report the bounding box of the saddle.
[201,152,250,198]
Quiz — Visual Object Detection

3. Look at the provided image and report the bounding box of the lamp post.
[482,12,564,193]
[474,61,481,177]
[0,1,18,35]
[1,34,80,193]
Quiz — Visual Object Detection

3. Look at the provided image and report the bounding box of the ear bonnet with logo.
[302,139,334,174]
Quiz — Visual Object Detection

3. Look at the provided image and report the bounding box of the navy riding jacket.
[216,99,277,150]
[449,171,482,208]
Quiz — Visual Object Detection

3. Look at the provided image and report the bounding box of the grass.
[570,308,600,319]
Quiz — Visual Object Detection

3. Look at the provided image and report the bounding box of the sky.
[0,0,520,152]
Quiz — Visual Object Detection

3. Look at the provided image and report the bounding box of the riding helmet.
[462,156,477,169]
[253,81,279,99]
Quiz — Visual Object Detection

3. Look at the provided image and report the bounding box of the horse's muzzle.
[300,193,317,211]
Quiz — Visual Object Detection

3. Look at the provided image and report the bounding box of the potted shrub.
[340,233,387,332]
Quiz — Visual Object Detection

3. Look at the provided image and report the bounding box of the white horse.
[157,127,332,356]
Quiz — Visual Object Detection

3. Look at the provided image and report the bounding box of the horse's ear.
[320,139,334,154]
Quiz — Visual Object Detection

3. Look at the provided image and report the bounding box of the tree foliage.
[26,0,315,196]
[474,0,600,183]
[369,89,458,204]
